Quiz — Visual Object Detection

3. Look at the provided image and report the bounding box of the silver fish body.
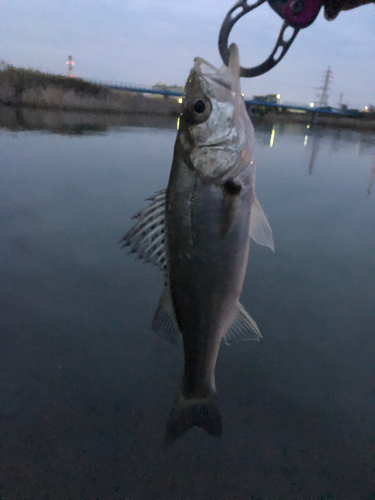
[167,150,253,388]
[164,152,254,441]
[121,44,274,444]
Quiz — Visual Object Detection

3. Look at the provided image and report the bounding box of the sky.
[1,0,374,108]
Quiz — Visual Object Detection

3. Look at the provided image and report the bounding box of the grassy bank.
[0,66,180,115]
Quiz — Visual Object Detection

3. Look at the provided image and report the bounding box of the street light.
[309,102,315,108]
[276,94,281,99]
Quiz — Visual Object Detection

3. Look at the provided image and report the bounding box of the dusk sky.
[1,0,374,108]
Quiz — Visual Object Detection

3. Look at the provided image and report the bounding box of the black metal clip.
[219,0,322,77]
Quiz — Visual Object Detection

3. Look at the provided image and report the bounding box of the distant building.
[152,83,183,94]
[253,94,282,104]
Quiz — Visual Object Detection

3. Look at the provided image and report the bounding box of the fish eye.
[182,93,212,125]
[194,100,206,114]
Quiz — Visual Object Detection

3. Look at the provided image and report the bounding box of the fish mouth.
[193,58,233,93]
[195,134,235,149]
[193,44,240,94]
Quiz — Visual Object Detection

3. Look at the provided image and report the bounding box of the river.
[1,108,375,499]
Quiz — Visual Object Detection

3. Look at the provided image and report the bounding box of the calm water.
[1,109,375,500]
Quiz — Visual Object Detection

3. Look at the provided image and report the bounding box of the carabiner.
[218,0,323,77]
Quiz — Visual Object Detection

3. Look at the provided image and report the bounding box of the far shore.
[2,98,375,132]
[0,66,374,131]
[0,66,180,116]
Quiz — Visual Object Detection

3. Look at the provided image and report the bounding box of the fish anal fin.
[224,303,262,345]
[152,286,180,345]
[249,196,275,252]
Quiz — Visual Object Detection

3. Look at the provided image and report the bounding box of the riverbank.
[1,66,374,131]
[0,67,180,115]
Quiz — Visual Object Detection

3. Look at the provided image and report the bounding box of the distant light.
[70,75,72,78]
[241,93,244,97]
[364,106,369,110]
[178,98,183,104]
[309,102,314,108]
[306,124,310,129]
[276,94,281,99]
[269,126,275,148]
[304,135,308,146]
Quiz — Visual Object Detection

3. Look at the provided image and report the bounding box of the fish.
[120,44,274,445]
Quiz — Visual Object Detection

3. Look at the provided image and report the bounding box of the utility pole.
[66,55,75,78]
[338,92,343,108]
[316,66,333,107]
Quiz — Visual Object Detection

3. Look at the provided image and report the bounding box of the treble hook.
[218,0,323,77]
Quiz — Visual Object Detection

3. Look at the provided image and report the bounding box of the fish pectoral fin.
[119,189,167,273]
[152,286,181,345]
[249,196,275,252]
[220,187,241,239]
[224,303,263,345]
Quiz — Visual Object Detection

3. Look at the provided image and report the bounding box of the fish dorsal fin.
[152,286,181,345]
[249,196,275,252]
[224,303,262,345]
[120,189,167,273]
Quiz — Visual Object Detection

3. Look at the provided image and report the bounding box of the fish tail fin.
[165,391,222,445]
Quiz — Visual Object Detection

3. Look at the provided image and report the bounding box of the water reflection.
[367,157,375,196]
[1,111,375,499]
[269,125,276,148]
[254,117,375,195]
[2,104,374,156]
[0,103,177,135]
[257,117,375,157]
[308,128,323,175]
